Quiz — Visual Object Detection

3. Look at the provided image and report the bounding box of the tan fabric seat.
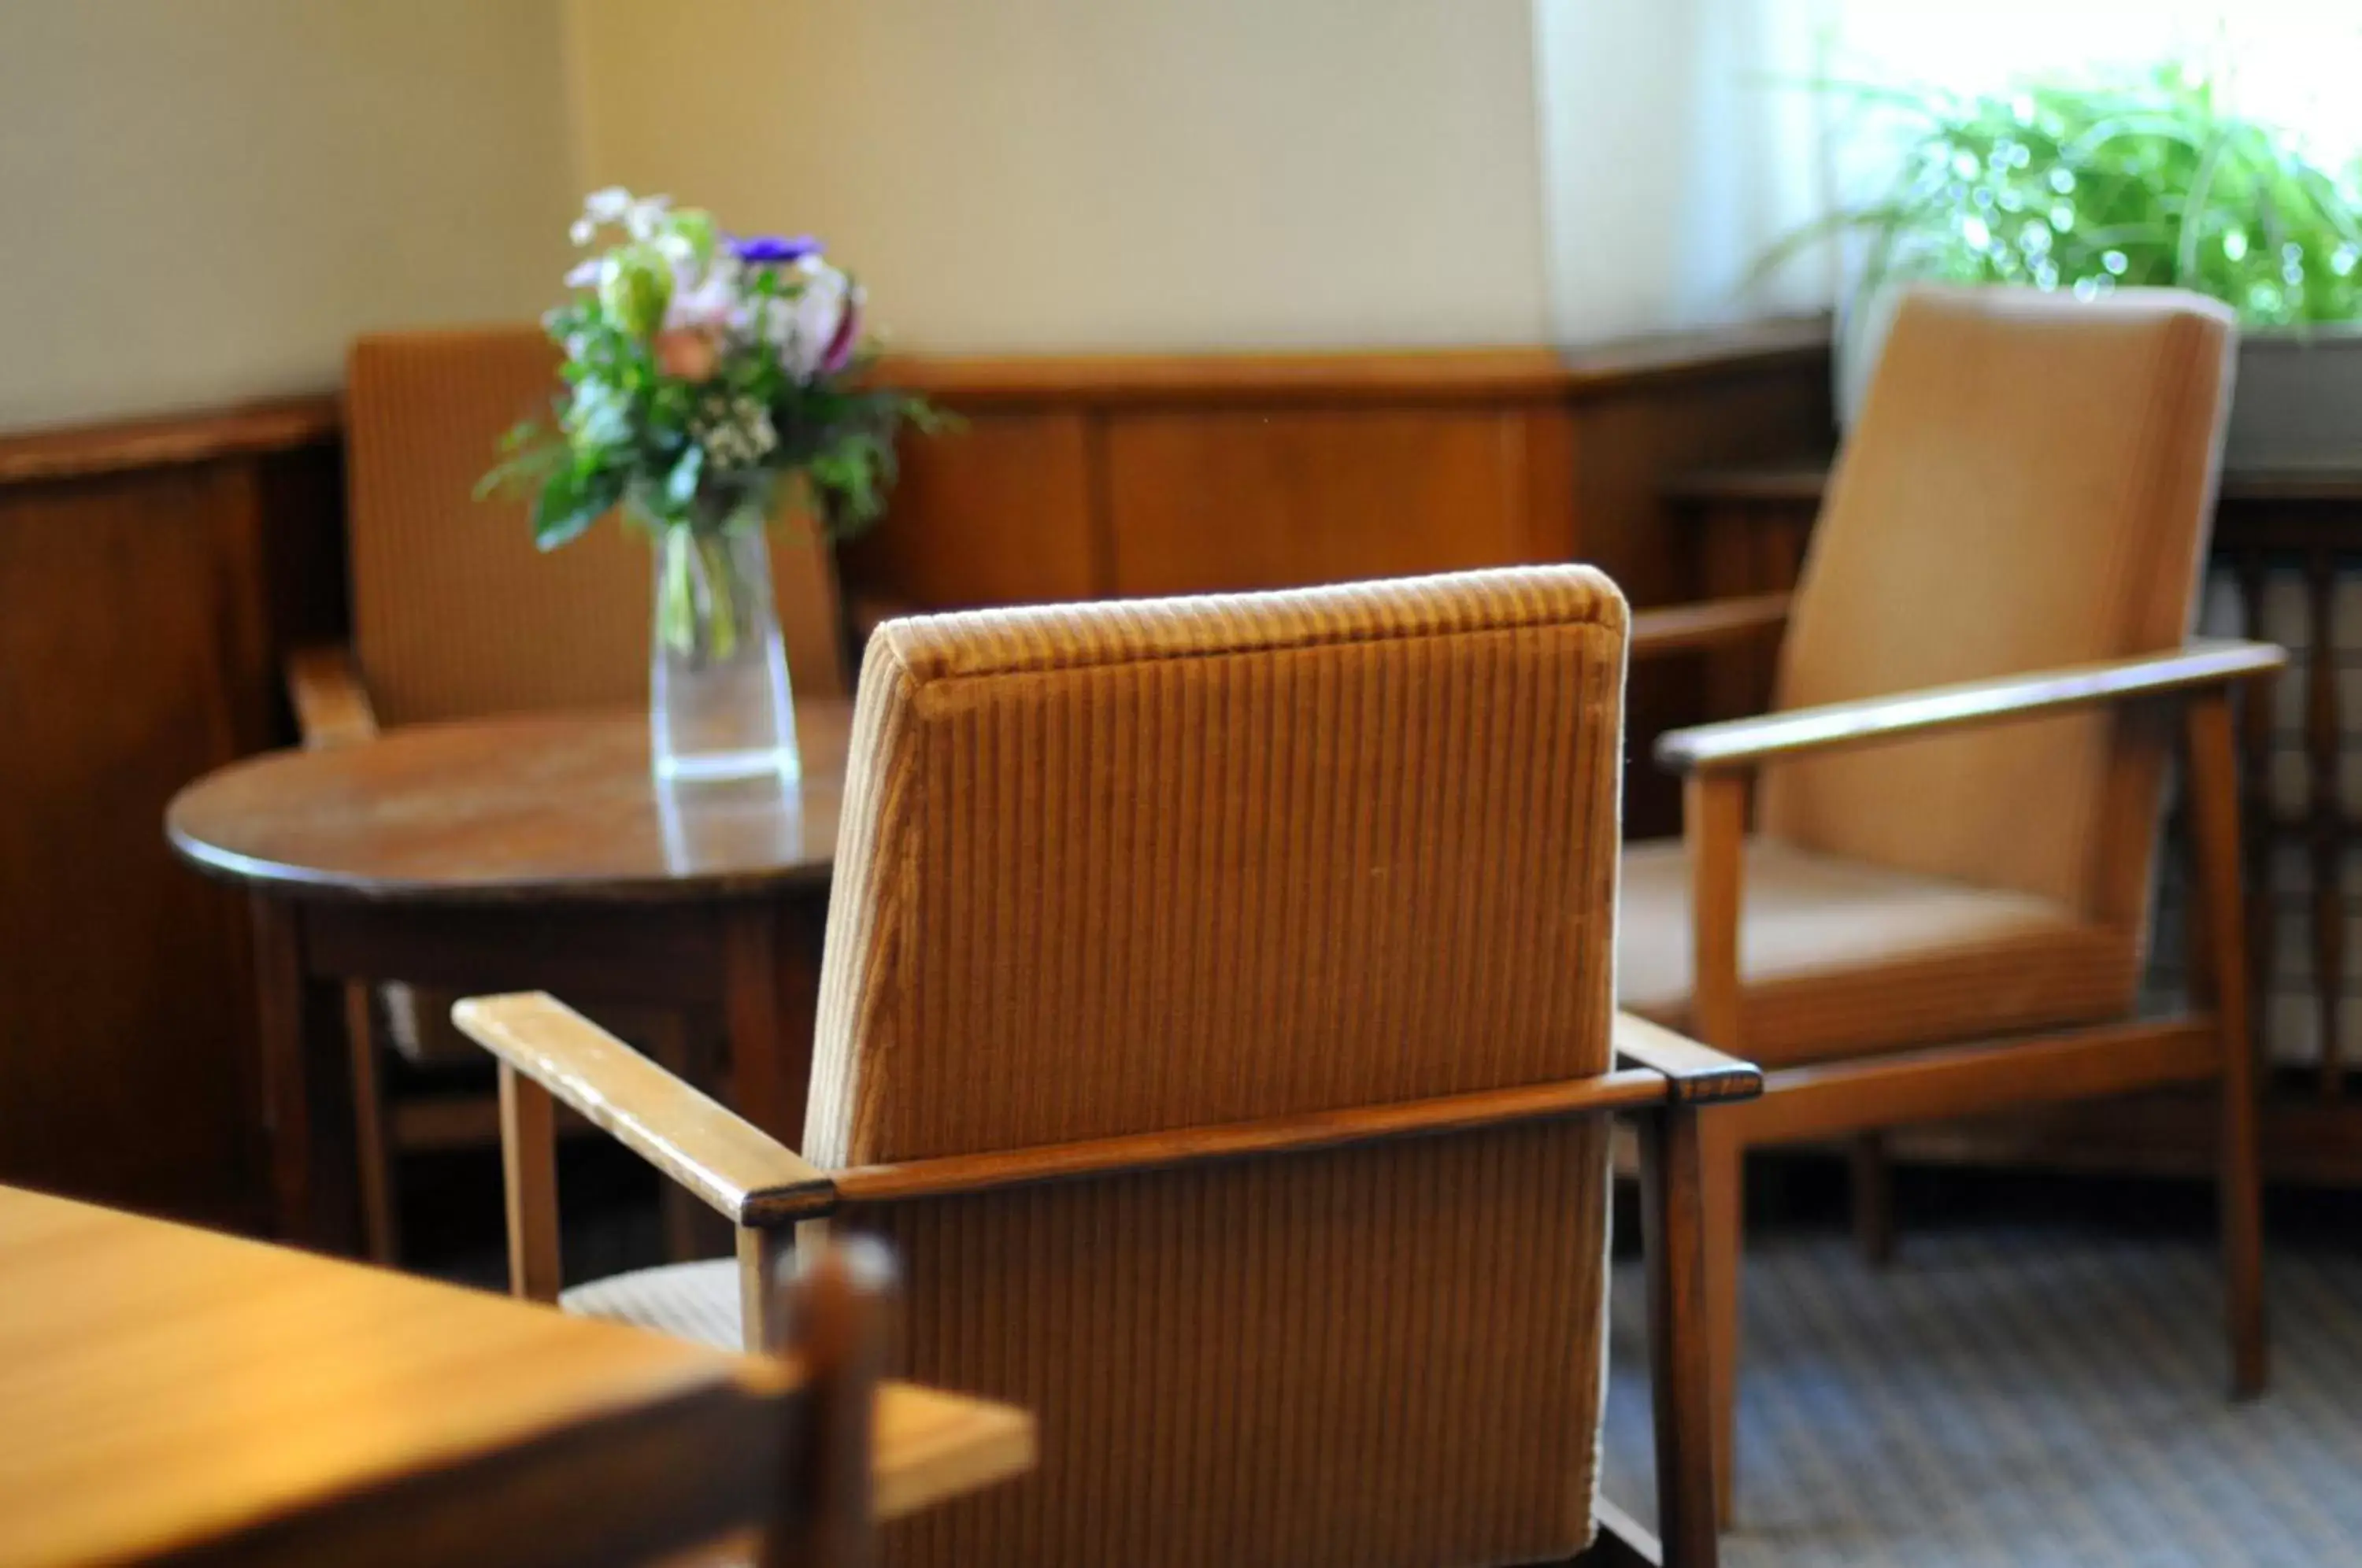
[563,1260,740,1352]
[564,567,1635,1568]
[1619,837,2140,1066]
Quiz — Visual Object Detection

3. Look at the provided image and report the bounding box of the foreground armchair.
[1619,286,2281,1521]
[461,568,1761,1568]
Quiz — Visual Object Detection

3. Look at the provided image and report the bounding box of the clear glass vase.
[650,520,800,785]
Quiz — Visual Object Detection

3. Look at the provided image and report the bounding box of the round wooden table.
[168,702,852,1254]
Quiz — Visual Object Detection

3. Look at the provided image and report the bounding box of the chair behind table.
[345,324,848,729]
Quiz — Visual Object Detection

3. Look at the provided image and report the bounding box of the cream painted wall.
[1531,1,1827,345]
[0,1,577,431]
[565,0,1554,353]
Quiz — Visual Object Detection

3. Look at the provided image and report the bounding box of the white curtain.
[1531,0,2362,343]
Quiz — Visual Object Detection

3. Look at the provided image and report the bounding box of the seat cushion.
[562,1259,741,1352]
[1619,836,2141,1067]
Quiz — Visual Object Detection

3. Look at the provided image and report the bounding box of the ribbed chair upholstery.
[345,325,846,723]
[1617,286,2279,1525]
[559,568,1648,1566]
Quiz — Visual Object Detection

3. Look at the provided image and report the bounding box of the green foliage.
[598,245,674,338]
[1766,66,2362,328]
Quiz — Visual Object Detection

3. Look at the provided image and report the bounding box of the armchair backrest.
[1763,287,2236,932]
[345,326,846,727]
[806,568,1628,1566]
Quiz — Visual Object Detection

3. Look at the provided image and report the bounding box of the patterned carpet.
[1599,1228,2362,1567]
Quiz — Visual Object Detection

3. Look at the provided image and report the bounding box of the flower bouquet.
[485,187,936,782]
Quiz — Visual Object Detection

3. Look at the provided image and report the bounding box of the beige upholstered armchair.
[297,326,851,1261]
[1618,287,2284,1522]
[458,568,1761,1568]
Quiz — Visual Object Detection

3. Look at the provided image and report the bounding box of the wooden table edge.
[161,815,834,905]
[872,1383,1038,1523]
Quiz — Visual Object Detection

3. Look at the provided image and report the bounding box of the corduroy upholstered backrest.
[1762,287,2235,932]
[807,568,1628,1566]
[807,567,1629,1163]
[345,327,846,727]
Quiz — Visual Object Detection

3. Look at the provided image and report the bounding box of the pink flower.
[820,290,864,374]
[653,328,720,382]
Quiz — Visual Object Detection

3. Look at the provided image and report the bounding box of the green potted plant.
[1772,66,2362,468]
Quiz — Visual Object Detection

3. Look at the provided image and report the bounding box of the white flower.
[757,257,855,381]
[663,254,742,331]
[624,194,673,242]
[573,187,674,247]
[565,256,603,288]
[582,187,635,223]
[692,391,777,470]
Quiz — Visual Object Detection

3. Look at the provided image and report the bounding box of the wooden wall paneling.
[1572,368,1834,838]
[876,346,1578,409]
[1101,406,1541,597]
[846,328,1834,618]
[0,400,340,1231]
[838,412,1098,608]
[253,437,353,658]
[1568,379,1832,595]
[3,466,261,1226]
[1515,404,1579,562]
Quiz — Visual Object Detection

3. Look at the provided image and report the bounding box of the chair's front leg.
[738,1222,794,1355]
[1849,1133,1896,1267]
[2186,690,2269,1397]
[1639,1101,1722,1568]
[345,982,399,1265]
[1682,770,1749,1525]
[1700,1121,1744,1532]
[762,1239,894,1568]
[497,1062,562,1302]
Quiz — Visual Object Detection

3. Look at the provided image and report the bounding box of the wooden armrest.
[452,992,835,1225]
[285,643,379,749]
[1612,1012,1762,1104]
[1656,637,2286,775]
[1627,593,1790,660]
[824,1066,1685,1214]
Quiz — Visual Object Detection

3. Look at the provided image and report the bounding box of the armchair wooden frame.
[1630,595,2285,1521]
[454,993,1762,1568]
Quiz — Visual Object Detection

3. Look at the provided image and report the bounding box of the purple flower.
[727,233,823,264]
